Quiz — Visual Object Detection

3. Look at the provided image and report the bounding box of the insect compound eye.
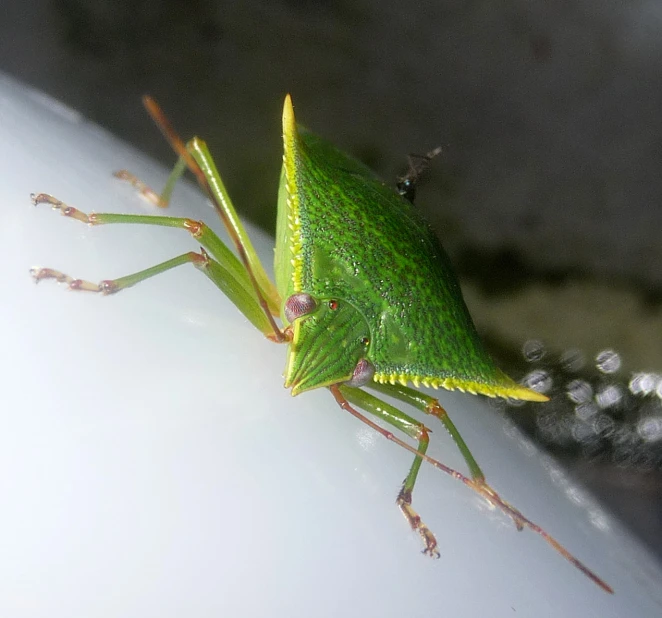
[328,299,338,311]
[284,293,318,323]
[345,358,375,388]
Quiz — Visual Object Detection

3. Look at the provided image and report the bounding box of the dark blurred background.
[3,0,661,558]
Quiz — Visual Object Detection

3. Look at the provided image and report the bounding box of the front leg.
[31,194,281,339]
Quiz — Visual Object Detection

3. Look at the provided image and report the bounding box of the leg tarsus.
[113,170,167,207]
[396,486,439,558]
[30,267,109,293]
[114,155,187,208]
[30,251,207,295]
[31,193,91,224]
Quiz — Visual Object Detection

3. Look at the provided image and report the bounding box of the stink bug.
[30,95,612,593]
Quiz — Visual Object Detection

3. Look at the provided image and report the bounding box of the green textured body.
[276,113,535,400]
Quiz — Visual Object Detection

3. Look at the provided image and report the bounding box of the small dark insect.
[397,147,443,203]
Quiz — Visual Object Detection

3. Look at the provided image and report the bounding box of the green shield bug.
[30,94,612,593]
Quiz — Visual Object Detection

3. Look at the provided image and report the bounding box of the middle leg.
[369,381,525,530]
[329,384,613,592]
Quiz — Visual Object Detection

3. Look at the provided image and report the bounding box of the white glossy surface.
[1,73,661,617]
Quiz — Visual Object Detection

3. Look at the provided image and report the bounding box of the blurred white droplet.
[572,421,595,443]
[629,372,659,396]
[523,369,552,394]
[536,412,555,432]
[522,339,546,362]
[595,349,621,374]
[567,379,593,404]
[612,426,637,446]
[636,417,662,443]
[592,414,615,437]
[596,384,623,409]
[575,401,598,421]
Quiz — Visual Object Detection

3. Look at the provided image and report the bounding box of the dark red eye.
[328,300,338,310]
[284,293,317,323]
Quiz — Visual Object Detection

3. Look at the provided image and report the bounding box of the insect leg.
[32,249,274,336]
[368,382,485,480]
[32,193,256,298]
[368,381,528,531]
[114,156,187,208]
[332,384,440,557]
[330,385,613,593]
[140,96,281,323]
[31,194,278,338]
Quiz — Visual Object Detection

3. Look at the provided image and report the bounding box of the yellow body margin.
[374,372,549,402]
[282,95,304,292]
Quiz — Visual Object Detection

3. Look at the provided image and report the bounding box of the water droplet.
[572,420,595,443]
[575,401,598,421]
[636,417,662,443]
[522,339,546,362]
[592,414,615,437]
[629,372,659,396]
[523,369,552,393]
[567,379,592,404]
[596,384,623,408]
[536,413,563,443]
[596,349,621,374]
[611,426,637,447]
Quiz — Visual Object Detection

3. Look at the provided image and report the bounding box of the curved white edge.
[2,72,661,617]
